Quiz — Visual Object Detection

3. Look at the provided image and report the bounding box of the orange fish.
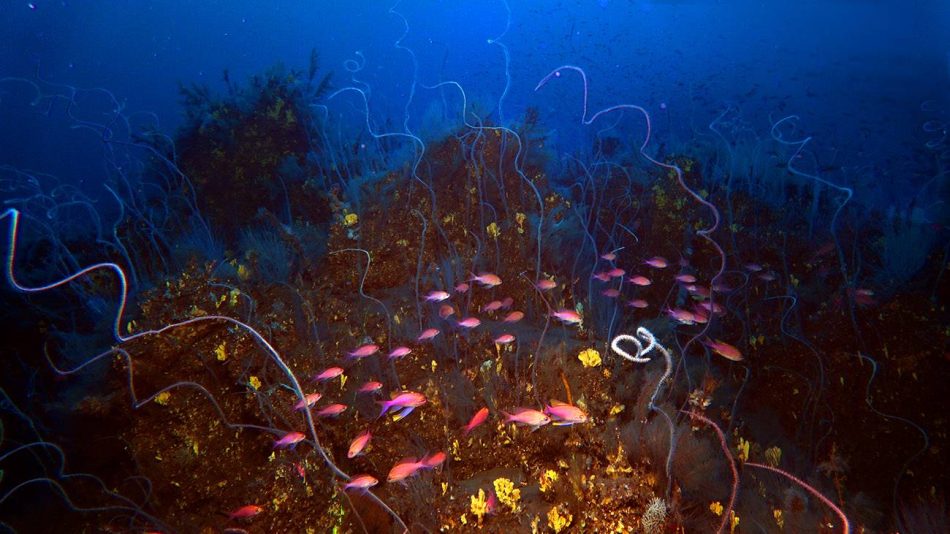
[503,311,524,323]
[502,407,551,430]
[228,504,263,520]
[702,338,743,361]
[344,474,379,492]
[469,272,502,287]
[347,430,372,458]
[462,407,489,435]
[387,457,427,483]
[293,392,322,411]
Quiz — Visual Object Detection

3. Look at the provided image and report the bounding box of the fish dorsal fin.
[548,399,568,406]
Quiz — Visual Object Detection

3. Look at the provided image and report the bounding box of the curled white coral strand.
[610,332,650,362]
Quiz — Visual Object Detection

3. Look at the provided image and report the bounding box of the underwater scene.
[0,1,948,532]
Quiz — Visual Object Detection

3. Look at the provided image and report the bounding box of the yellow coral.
[577,348,602,368]
[546,506,572,533]
[248,376,262,390]
[764,446,782,467]
[470,489,489,525]
[773,509,784,529]
[154,391,171,406]
[343,212,359,227]
[215,341,227,361]
[486,221,500,239]
[709,501,724,516]
[539,470,558,493]
[493,478,520,512]
[737,437,750,463]
[515,212,527,234]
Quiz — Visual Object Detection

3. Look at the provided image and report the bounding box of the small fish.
[482,300,504,312]
[422,451,446,468]
[551,309,582,325]
[685,284,711,297]
[503,408,551,430]
[690,306,710,324]
[378,391,427,418]
[494,333,516,344]
[228,504,263,520]
[607,268,626,278]
[347,430,372,458]
[666,307,697,325]
[592,271,611,282]
[293,392,323,411]
[294,462,306,480]
[601,288,620,298]
[439,304,455,318]
[424,290,451,302]
[417,328,440,341]
[703,338,743,361]
[536,278,557,290]
[387,457,427,483]
[388,346,412,359]
[462,407,489,435]
[469,272,502,287]
[344,474,379,492]
[644,256,668,268]
[500,297,514,308]
[315,403,347,418]
[628,275,652,286]
[627,299,649,309]
[454,282,470,293]
[358,380,383,394]
[274,431,306,449]
[348,344,379,358]
[853,288,876,307]
[744,263,763,272]
[457,317,481,329]
[502,311,524,323]
[544,400,588,426]
[758,271,777,282]
[314,367,344,382]
[697,301,724,314]
[600,252,617,261]
[675,274,697,284]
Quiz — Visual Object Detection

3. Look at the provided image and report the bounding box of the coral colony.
[0,6,946,534]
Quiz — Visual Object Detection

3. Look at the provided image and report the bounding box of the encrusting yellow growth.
[154,391,171,406]
[737,437,750,462]
[546,506,572,533]
[215,341,227,361]
[343,212,359,227]
[709,501,724,516]
[493,478,520,512]
[248,376,262,390]
[539,470,558,493]
[470,488,489,525]
[486,221,500,239]
[578,348,602,368]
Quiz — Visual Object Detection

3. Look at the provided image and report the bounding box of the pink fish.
[314,367,344,382]
[536,278,557,290]
[592,271,611,282]
[853,288,876,307]
[503,311,524,323]
[503,408,551,430]
[745,263,763,272]
[628,275,652,286]
[601,288,620,298]
[482,300,504,312]
[702,338,743,362]
[347,430,372,458]
[665,307,696,325]
[600,252,617,261]
[417,328,440,341]
[494,333,516,344]
[457,317,481,329]
[274,431,306,450]
[454,282,470,293]
[675,274,697,284]
[685,284,711,297]
[293,392,323,411]
[378,391,427,418]
[358,380,383,394]
[607,268,626,278]
[551,309,582,325]
[228,504,263,520]
[344,474,379,492]
[644,256,668,268]
[347,344,379,358]
[544,401,588,426]
[439,304,455,319]
[627,299,649,309]
[388,346,412,359]
[422,451,446,468]
[697,301,725,315]
[424,290,451,302]
[315,403,347,418]
[758,271,777,282]
[294,462,306,480]
[500,297,514,308]
[387,457,427,483]
[469,272,502,288]
[691,306,710,324]
[462,407,489,435]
